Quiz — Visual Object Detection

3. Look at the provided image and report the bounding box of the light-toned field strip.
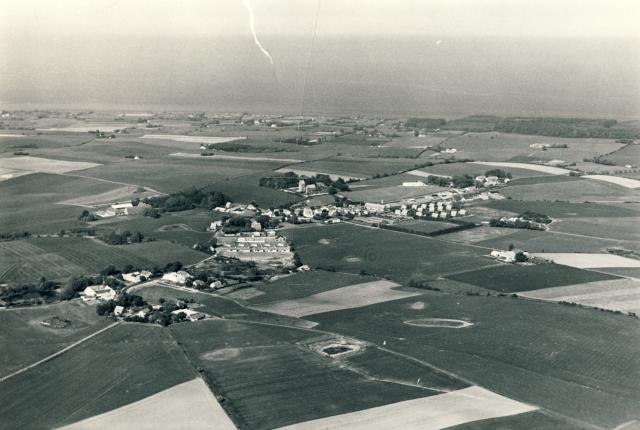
[253,280,421,317]
[277,386,537,430]
[519,278,640,314]
[38,124,127,132]
[58,378,236,430]
[582,175,640,189]
[0,156,101,174]
[0,133,24,137]
[0,167,31,182]
[142,134,245,144]
[274,167,365,181]
[170,152,303,163]
[406,169,451,178]
[58,185,159,207]
[469,161,571,175]
[532,253,640,269]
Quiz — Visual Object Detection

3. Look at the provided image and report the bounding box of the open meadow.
[281,223,493,283]
[0,324,197,430]
[310,292,640,429]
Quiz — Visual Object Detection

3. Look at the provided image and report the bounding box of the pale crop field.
[520,278,640,314]
[58,185,160,207]
[0,156,100,174]
[170,152,303,163]
[58,378,236,430]
[532,253,640,269]
[469,161,571,175]
[276,386,537,430]
[253,279,421,317]
[141,134,245,144]
[583,175,640,189]
[0,167,31,182]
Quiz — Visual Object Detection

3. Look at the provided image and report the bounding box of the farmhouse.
[81,285,116,302]
[171,308,205,322]
[490,249,530,263]
[114,305,125,316]
[402,181,427,187]
[122,270,152,283]
[162,271,192,285]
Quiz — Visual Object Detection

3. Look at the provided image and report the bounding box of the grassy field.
[447,263,618,292]
[281,223,492,283]
[342,184,447,203]
[606,144,640,167]
[480,199,640,218]
[0,323,197,430]
[419,162,551,179]
[390,219,460,234]
[297,157,425,178]
[310,292,640,429]
[0,301,111,378]
[248,270,371,305]
[448,411,590,430]
[0,173,121,233]
[117,240,207,266]
[76,158,288,193]
[28,237,155,273]
[500,179,640,202]
[171,319,452,430]
[208,173,303,208]
[474,229,630,253]
[551,217,640,242]
[0,240,86,283]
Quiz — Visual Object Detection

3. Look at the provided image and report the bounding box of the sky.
[1,1,638,117]
[2,0,639,39]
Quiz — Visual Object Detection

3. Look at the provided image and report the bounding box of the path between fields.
[0,321,121,383]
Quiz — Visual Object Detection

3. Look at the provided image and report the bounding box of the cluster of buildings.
[490,249,530,263]
[474,175,510,187]
[393,201,467,220]
[95,201,150,218]
[214,231,294,266]
[81,284,116,302]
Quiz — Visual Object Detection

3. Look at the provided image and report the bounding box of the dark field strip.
[310,292,640,429]
[447,263,619,293]
[0,324,196,430]
[171,319,458,430]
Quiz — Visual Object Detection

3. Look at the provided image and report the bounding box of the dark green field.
[310,292,640,429]
[0,323,196,430]
[447,263,618,292]
[0,301,111,378]
[208,173,303,208]
[281,223,493,283]
[171,319,457,430]
[448,411,590,430]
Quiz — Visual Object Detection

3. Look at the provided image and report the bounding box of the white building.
[171,308,205,321]
[402,181,427,187]
[364,202,387,213]
[298,179,306,192]
[122,271,152,284]
[162,271,192,285]
[81,285,116,302]
[114,305,125,316]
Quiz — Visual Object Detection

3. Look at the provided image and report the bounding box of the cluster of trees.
[494,118,639,139]
[78,210,98,222]
[489,217,546,231]
[519,211,552,224]
[404,118,447,129]
[201,142,294,153]
[259,172,350,193]
[425,174,474,188]
[145,187,228,213]
[0,231,31,241]
[484,169,512,179]
[96,293,146,316]
[583,156,616,166]
[0,277,59,305]
[273,137,320,145]
[98,230,145,245]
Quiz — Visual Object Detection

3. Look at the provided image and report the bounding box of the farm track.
[0,321,121,383]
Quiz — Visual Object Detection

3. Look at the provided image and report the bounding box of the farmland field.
[0,156,100,174]
[474,229,630,253]
[281,223,492,283]
[411,161,552,179]
[141,134,245,145]
[0,173,122,233]
[550,217,640,242]
[520,278,640,314]
[469,161,571,175]
[446,263,618,292]
[480,199,640,218]
[248,270,371,305]
[531,253,640,269]
[0,301,111,378]
[0,324,197,430]
[583,175,640,189]
[171,319,458,430]
[448,411,590,430]
[252,279,421,317]
[278,386,537,430]
[500,178,640,202]
[310,292,640,429]
[294,157,425,178]
[342,184,447,203]
[59,378,235,430]
[0,240,86,283]
[389,219,460,234]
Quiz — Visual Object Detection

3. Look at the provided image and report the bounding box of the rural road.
[0,321,121,383]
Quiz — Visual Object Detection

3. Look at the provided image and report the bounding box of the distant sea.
[2,36,638,119]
